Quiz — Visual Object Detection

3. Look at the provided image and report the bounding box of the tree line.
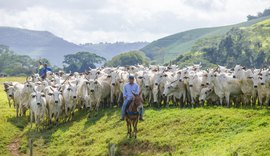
[0,45,150,76]
[247,8,270,21]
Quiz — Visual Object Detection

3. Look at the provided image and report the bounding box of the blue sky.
[0,0,269,43]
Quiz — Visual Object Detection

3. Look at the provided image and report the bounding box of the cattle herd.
[3,64,270,130]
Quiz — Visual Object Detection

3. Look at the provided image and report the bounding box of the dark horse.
[125,91,143,138]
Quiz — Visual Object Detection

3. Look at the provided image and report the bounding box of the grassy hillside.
[1,77,270,155]
[141,16,270,64]
[171,17,270,69]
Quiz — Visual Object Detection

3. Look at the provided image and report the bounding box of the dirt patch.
[8,137,20,156]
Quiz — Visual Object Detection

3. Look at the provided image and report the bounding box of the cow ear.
[139,90,142,96]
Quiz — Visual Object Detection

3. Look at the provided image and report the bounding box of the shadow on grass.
[7,115,29,130]
[115,137,174,156]
[83,107,118,130]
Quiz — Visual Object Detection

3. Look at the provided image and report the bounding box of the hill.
[105,50,149,67]
[81,42,148,60]
[0,27,148,66]
[171,18,270,68]
[141,16,270,64]
[1,77,270,155]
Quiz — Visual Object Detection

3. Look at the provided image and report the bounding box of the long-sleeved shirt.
[123,82,140,100]
[39,67,52,78]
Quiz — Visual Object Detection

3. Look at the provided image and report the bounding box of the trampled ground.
[1,77,270,155]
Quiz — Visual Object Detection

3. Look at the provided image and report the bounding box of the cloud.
[0,0,269,43]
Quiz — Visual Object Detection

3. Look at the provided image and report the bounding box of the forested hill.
[141,15,270,64]
[171,18,270,68]
[0,26,148,66]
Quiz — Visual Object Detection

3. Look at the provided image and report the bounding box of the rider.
[37,61,44,75]
[40,63,52,80]
[120,74,144,121]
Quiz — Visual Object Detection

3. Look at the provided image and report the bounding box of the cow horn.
[50,87,54,92]
[58,86,62,91]
[170,79,177,84]
[61,75,70,85]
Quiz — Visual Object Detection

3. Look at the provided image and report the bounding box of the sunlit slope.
[141,16,270,63]
[1,77,270,155]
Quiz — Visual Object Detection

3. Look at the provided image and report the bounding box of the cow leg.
[30,111,33,129]
[16,103,19,118]
[148,92,152,106]
[219,97,223,106]
[8,99,11,108]
[225,93,230,108]
[110,90,114,108]
[258,94,263,109]
[55,112,59,126]
[117,93,121,107]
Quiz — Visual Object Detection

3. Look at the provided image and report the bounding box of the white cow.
[251,71,270,108]
[88,77,111,111]
[107,70,122,107]
[199,86,219,106]
[30,91,47,131]
[207,71,242,107]
[233,65,256,106]
[45,87,64,125]
[62,81,78,121]
[188,72,208,105]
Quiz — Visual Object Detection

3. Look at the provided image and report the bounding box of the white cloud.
[0,0,269,43]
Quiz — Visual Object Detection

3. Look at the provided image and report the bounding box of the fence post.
[108,143,116,156]
[29,138,33,156]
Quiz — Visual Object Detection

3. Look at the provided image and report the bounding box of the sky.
[0,0,269,44]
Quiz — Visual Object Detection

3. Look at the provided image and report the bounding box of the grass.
[1,77,270,155]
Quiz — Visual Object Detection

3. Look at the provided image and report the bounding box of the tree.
[63,51,106,72]
[247,8,270,20]
[105,51,149,67]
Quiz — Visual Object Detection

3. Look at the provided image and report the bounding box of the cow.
[62,81,78,121]
[251,70,270,108]
[207,71,243,107]
[199,86,219,106]
[137,71,152,104]
[88,77,111,111]
[107,70,122,107]
[29,90,48,131]
[45,87,64,125]
[188,72,208,106]
[3,82,19,108]
[233,65,256,107]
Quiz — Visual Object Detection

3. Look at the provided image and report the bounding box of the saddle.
[125,100,139,115]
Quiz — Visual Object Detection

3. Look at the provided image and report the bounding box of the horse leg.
[126,119,131,138]
[129,121,132,138]
[134,119,138,139]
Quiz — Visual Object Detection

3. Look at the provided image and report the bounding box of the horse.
[125,91,143,138]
